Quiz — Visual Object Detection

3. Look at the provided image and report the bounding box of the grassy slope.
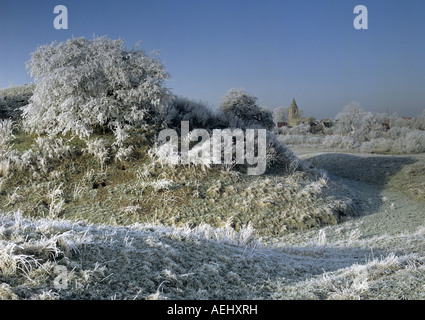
[0,126,355,239]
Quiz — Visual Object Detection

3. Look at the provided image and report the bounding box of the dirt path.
[283,147,425,248]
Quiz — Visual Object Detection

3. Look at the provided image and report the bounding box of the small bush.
[0,119,15,147]
[219,89,274,130]
[323,135,358,149]
[163,96,218,131]
[360,131,425,154]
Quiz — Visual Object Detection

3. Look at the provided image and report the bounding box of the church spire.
[288,98,299,126]
[290,98,298,109]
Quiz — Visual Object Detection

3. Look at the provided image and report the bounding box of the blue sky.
[1,0,425,119]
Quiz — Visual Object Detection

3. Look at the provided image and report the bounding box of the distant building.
[288,98,311,127]
[321,119,333,128]
[274,98,334,133]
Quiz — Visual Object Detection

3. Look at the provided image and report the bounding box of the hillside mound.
[0,84,357,237]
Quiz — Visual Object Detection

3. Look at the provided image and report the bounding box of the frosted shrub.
[219,90,274,130]
[34,137,71,160]
[278,134,306,145]
[114,146,134,162]
[163,96,255,134]
[112,124,130,148]
[384,126,408,140]
[279,135,326,148]
[0,119,14,147]
[318,107,425,154]
[360,129,425,154]
[289,123,311,135]
[148,141,180,168]
[22,36,171,143]
[334,104,383,142]
[389,110,425,130]
[403,130,425,153]
[0,136,75,176]
[416,110,425,130]
[273,106,288,124]
[359,138,393,154]
[85,138,110,169]
[323,135,357,149]
[164,96,218,131]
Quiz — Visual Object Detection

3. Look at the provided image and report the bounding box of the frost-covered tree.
[22,36,171,145]
[219,89,274,130]
[334,103,383,142]
[273,106,289,124]
[413,109,425,130]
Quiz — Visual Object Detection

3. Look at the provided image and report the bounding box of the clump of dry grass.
[0,212,105,299]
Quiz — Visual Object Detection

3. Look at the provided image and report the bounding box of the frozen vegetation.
[0,36,424,300]
[1,210,424,300]
[277,103,425,155]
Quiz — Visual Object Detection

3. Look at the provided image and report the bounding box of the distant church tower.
[288,98,299,126]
